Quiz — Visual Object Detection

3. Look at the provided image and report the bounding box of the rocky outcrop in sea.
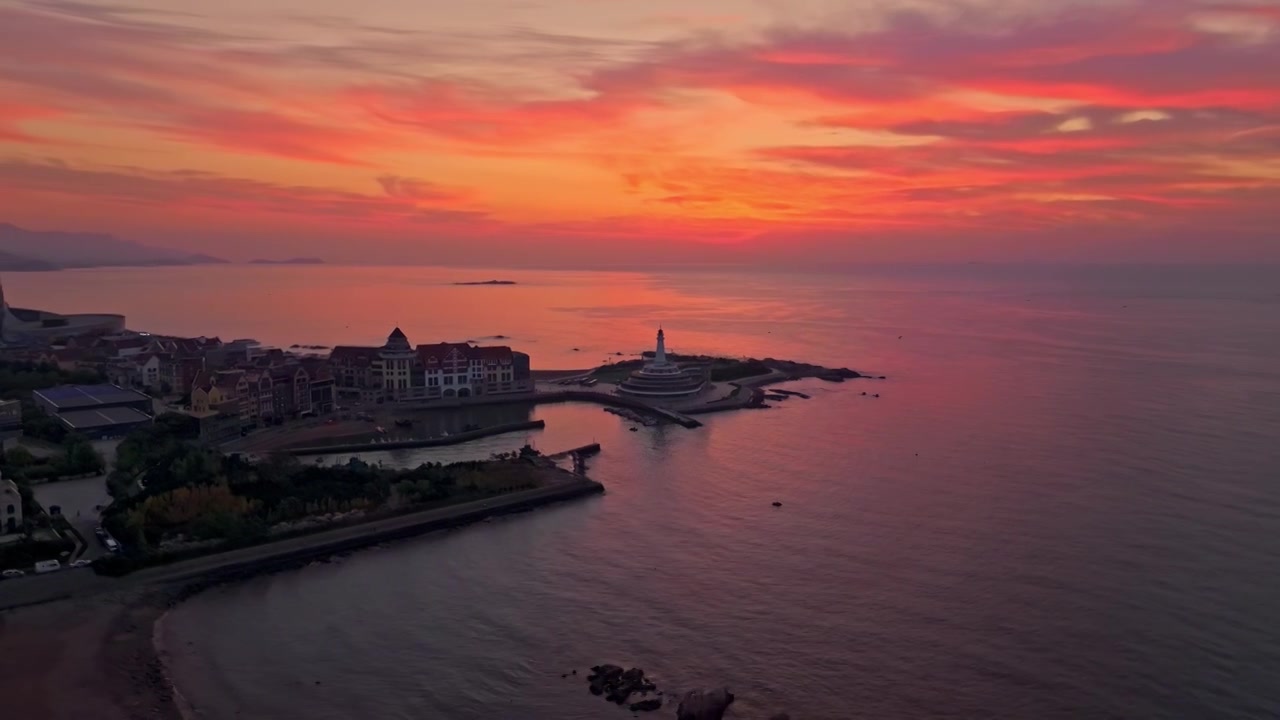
[585,664,663,711]
[675,687,735,720]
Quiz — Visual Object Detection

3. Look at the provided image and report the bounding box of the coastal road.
[30,475,114,562]
[0,477,603,612]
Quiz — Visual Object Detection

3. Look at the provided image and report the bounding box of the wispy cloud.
[0,0,1276,260]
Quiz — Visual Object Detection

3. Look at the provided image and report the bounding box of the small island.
[249,257,326,265]
[453,280,517,285]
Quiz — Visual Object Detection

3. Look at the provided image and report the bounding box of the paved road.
[0,478,602,611]
[29,476,113,562]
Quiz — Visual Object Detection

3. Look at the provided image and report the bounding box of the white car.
[70,559,93,568]
[1,569,25,578]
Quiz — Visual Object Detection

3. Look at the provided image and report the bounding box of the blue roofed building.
[32,384,153,416]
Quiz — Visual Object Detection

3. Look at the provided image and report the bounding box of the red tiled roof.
[473,345,513,364]
[268,364,307,382]
[329,346,378,366]
[415,342,473,365]
[213,369,246,389]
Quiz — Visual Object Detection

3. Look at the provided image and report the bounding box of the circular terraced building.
[617,328,707,398]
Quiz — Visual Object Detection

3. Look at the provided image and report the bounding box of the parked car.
[104,538,120,553]
[94,526,106,538]
[70,559,93,568]
[34,559,62,574]
[1,569,25,578]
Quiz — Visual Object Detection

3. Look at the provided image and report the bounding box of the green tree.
[61,434,104,475]
[4,445,35,468]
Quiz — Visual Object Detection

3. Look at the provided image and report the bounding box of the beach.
[1,589,183,720]
[0,471,604,719]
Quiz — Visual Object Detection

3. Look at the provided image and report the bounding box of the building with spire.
[617,327,707,398]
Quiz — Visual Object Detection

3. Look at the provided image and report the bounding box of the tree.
[61,434,104,475]
[4,445,34,468]
[20,405,67,444]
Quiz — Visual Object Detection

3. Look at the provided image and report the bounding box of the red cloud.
[151,109,380,166]
[0,0,1277,258]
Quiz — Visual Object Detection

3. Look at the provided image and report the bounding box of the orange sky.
[0,0,1278,264]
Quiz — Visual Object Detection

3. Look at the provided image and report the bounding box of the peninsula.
[248,257,325,265]
[0,325,863,720]
[0,222,226,270]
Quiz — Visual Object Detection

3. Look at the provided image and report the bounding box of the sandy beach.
[0,473,603,720]
[0,589,184,720]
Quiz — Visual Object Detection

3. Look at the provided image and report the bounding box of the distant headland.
[0,222,226,271]
[249,257,326,265]
[453,279,517,285]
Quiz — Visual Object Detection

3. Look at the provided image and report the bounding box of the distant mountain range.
[249,257,325,265]
[0,222,227,271]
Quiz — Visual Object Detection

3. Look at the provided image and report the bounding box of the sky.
[0,0,1278,265]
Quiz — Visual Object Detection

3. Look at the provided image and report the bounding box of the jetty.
[547,442,602,459]
[287,419,545,456]
[535,390,702,428]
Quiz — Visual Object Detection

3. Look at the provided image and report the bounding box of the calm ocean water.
[15,264,1280,718]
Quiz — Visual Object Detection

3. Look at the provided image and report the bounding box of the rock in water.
[676,688,735,720]
[587,664,658,706]
[630,698,662,712]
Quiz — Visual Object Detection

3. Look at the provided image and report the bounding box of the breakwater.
[546,443,602,459]
[287,419,546,456]
[135,478,605,586]
[535,390,703,428]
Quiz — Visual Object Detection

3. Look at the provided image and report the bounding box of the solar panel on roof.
[35,384,150,408]
[57,407,152,430]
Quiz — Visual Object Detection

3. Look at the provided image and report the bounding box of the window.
[443,376,453,385]
[6,504,14,515]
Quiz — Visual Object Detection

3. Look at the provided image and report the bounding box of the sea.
[9,263,1280,719]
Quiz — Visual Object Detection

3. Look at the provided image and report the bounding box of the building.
[0,399,21,439]
[302,359,335,414]
[203,339,254,370]
[56,407,153,439]
[0,276,126,344]
[330,328,532,404]
[329,345,382,403]
[32,384,153,416]
[268,364,311,418]
[419,342,529,400]
[379,328,417,402]
[1,475,22,535]
[617,328,707,399]
[188,408,242,445]
[160,355,206,396]
[191,371,243,415]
